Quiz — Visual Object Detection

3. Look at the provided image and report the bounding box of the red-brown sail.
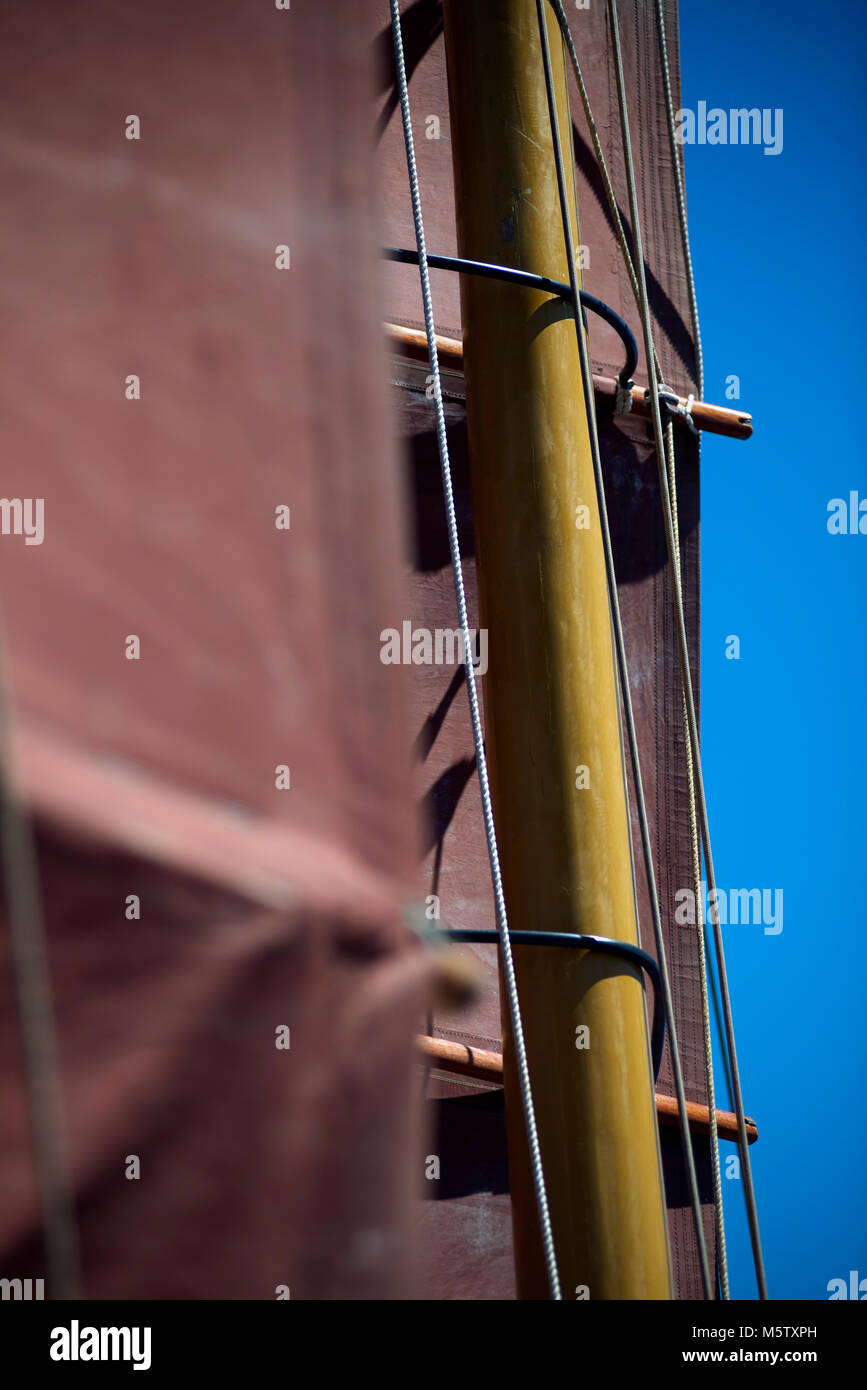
[0,0,428,1300]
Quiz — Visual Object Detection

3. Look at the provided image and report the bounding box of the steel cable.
[550,0,730,1296]
[389,0,562,1301]
[607,0,768,1300]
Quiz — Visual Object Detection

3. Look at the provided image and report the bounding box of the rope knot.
[614,378,634,416]
[648,383,700,437]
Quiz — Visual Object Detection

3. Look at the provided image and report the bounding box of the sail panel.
[0,0,428,1299]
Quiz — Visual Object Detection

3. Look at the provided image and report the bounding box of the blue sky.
[678,0,867,1298]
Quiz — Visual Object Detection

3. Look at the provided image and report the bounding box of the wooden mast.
[441,0,672,1298]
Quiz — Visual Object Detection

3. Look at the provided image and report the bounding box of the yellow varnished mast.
[441,0,672,1298]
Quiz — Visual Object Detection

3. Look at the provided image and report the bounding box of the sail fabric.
[377,0,713,1297]
[0,0,428,1299]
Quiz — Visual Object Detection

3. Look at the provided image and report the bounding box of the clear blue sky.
[678,0,867,1298]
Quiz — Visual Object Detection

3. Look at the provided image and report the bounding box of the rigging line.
[607,0,768,1300]
[535,0,712,1301]
[0,621,81,1300]
[665,420,729,1298]
[704,926,735,1109]
[388,0,562,1301]
[566,0,732,1284]
[551,0,667,417]
[553,0,731,1271]
[550,0,667,392]
[653,0,703,398]
[651,3,724,1281]
[550,0,641,323]
[551,0,704,494]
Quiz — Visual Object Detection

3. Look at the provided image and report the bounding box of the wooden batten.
[385,322,753,440]
[417,1034,758,1145]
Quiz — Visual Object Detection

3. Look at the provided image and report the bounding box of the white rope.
[665,420,729,1298]
[654,0,703,398]
[388,0,562,1301]
[648,9,727,1287]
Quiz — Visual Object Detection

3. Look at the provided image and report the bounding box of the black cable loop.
[382,246,638,390]
[439,927,665,1081]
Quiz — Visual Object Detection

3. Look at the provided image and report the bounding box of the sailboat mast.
[441,0,672,1298]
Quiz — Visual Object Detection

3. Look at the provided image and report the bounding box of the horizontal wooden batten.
[417,1034,758,1145]
[388,322,464,373]
[386,322,753,440]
